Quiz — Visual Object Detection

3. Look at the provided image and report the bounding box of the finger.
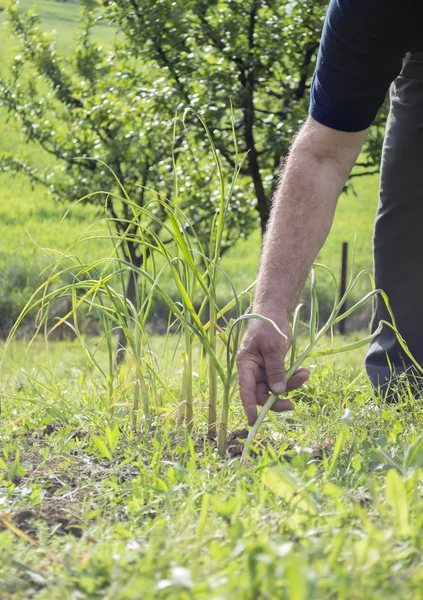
[286,368,310,392]
[256,383,295,412]
[263,349,287,395]
[256,382,270,406]
[258,366,267,381]
[270,398,295,412]
[238,363,259,426]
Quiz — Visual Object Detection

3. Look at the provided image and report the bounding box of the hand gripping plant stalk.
[238,264,423,462]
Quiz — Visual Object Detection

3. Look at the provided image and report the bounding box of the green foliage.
[385,468,411,537]
[242,264,423,459]
[0,0,255,261]
[92,424,120,460]
[103,0,386,231]
[0,0,385,244]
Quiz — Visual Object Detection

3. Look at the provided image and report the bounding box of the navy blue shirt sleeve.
[310,0,408,132]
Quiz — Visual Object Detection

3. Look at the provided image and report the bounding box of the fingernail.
[271,382,286,395]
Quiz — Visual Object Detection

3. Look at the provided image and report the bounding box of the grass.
[2,338,423,598]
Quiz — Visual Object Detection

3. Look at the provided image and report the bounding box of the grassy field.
[2,339,423,598]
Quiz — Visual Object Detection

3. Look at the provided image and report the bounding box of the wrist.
[254,282,295,317]
[252,301,291,323]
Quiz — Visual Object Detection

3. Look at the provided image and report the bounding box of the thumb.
[263,349,287,395]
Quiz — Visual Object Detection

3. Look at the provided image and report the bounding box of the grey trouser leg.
[366,52,423,397]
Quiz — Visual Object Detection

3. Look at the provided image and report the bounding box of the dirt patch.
[192,428,249,458]
[3,503,83,540]
[23,424,91,445]
[193,429,334,460]
[226,428,249,457]
[308,437,335,461]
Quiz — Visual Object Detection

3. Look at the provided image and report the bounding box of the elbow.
[289,116,367,182]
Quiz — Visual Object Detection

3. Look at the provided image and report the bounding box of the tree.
[0,0,386,340]
[0,2,255,348]
[103,0,386,235]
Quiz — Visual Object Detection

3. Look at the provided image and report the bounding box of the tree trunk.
[116,267,138,365]
[243,88,270,235]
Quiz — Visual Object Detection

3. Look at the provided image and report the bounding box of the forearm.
[255,117,366,315]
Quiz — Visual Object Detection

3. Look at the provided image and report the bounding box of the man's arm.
[236,0,409,425]
[237,116,367,426]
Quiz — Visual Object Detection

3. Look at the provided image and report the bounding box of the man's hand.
[237,309,310,426]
